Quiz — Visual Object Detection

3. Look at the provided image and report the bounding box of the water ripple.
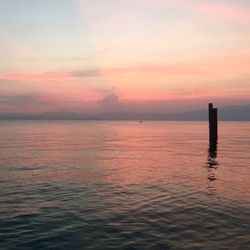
[0,121,250,249]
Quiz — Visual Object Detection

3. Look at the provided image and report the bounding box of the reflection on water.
[207,138,219,182]
[0,121,250,250]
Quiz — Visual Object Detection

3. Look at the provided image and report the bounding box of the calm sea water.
[0,121,249,250]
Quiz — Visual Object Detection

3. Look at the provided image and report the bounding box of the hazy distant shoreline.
[0,103,249,121]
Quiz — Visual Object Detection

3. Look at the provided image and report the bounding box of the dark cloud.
[70,69,101,77]
[0,79,16,84]
[0,94,52,107]
[94,87,117,96]
[98,93,122,110]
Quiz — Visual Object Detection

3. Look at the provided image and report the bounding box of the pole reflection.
[207,138,219,182]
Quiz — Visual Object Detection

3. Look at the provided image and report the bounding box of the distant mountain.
[0,104,249,121]
[98,104,250,120]
[217,104,250,121]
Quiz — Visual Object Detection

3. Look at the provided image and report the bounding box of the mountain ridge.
[0,103,249,121]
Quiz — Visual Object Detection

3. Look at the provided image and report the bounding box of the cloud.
[0,68,101,81]
[1,53,249,82]
[0,79,16,84]
[70,69,101,77]
[102,54,250,76]
[103,64,209,76]
[0,94,52,107]
[136,0,250,24]
[48,49,109,62]
[98,93,122,110]
[48,56,87,62]
[188,1,250,24]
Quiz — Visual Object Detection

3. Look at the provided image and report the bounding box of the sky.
[0,0,250,114]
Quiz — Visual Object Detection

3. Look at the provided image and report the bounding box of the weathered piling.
[208,103,218,141]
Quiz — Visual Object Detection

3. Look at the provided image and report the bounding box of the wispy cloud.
[1,53,249,82]
[188,1,250,24]
[103,64,209,76]
[103,54,250,76]
[48,50,109,62]
[0,68,102,81]
[137,0,250,24]
[48,56,87,62]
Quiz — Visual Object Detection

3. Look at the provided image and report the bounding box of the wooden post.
[208,103,218,141]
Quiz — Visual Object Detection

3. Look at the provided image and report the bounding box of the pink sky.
[0,0,250,114]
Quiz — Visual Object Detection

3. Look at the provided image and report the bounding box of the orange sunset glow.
[0,0,250,114]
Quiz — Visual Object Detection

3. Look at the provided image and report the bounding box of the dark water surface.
[0,121,250,250]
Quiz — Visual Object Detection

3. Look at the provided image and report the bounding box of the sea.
[0,121,249,250]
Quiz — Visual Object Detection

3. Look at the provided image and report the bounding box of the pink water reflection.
[0,121,249,203]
